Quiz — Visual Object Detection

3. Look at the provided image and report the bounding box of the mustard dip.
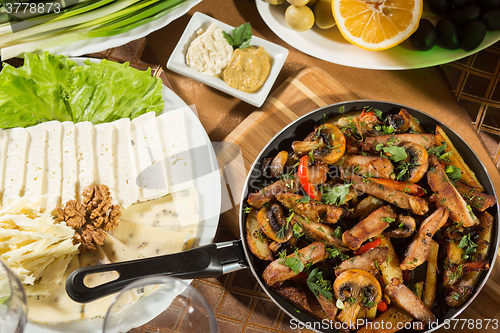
[222,46,271,93]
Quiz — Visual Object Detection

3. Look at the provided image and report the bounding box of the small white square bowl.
[166,12,289,107]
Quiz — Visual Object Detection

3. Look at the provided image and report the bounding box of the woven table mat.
[441,41,500,170]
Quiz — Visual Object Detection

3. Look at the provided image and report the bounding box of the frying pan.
[67,100,499,332]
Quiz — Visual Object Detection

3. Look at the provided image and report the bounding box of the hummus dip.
[186,23,234,76]
[222,46,271,93]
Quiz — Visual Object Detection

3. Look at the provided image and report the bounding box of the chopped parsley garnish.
[297,195,311,203]
[338,105,346,113]
[322,183,352,206]
[458,234,478,260]
[382,145,408,162]
[326,247,349,261]
[375,124,395,135]
[223,22,252,49]
[333,226,343,239]
[445,165,462,183]
[381,217,396,223]
[243,206,251,213]
[281,254,305,274]
[428,141,452,161]
[307,268,333,300]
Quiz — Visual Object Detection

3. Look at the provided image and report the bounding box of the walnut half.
[58,184,121,253]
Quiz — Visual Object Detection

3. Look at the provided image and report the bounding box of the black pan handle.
[66,240,248,303]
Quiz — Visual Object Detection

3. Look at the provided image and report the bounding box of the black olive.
[476,0,500,9]
[461,20,487,51]
[427,0,452,15]
[437,19,460,49]
[449,4,482,26]
[410,19,437,51]
[451,0,469,7]
[482,9,500,30]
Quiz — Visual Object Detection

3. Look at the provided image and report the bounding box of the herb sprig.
[223,22,252,49]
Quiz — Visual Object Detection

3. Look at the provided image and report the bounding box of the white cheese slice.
[79,248,138,320]
[100,234,143,263]
[113,118,137,208]
[27,256,84,323]
[130,112,168,202]
[3,127,29,205]
[0,129,9,202]
[75,121,96,200]
[95,122,116,197]
[24,124,47,208]
[61,122,78,205]
[44,121,63,211]
[156,108,193,192]
[120,188,199,238]
[110,220,187,258]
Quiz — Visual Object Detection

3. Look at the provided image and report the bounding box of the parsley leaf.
[458,234,478,260]
[307,268,333,300]
[428,142,453,161]
[223,22,252,49]
[383,145,408,162]
[445,165,462,183]
[326,247,349,261]
[284,256,304,274]
[381,217,396,223]
[322,184,352,206]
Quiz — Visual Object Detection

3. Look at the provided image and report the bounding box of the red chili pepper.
[353,238,381,256]
[377,300,388,312]
[370,178,426,197]
[298,155,321,201]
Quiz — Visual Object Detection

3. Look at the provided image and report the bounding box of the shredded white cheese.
[0,197,79,286]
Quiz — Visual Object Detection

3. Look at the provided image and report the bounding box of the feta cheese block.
[130,112,169,202]
[157,107,194,192]
[0,107,196,212]
[24,123,47,205]
[75,121,96,200]
[113,118,138,207]
[61,122,78,204]
[2,127,29,205]
[0,130,9,202]
[44,121,63,210]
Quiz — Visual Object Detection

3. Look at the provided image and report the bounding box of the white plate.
[166,12,289,107]
[256,1,500,70]
[43,0,201,57]
[24,58,221,333]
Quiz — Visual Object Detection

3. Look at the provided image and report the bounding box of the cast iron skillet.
[67,101,499,332]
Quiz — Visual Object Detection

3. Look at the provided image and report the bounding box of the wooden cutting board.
[217,66,500,331]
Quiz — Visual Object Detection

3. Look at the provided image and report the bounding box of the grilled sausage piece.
[340,155,395,179]
[385,278,437,325]
[262,242,327,286]
[335,247,389,276]
[362,133,435,150]
[400,207,449,270]
[344,173,428,215]
[427,156,479,227]
[343,205,396,251]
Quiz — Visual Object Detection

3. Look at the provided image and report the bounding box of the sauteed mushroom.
[292,123,346,164]
[256,204,292,243]
[334,269,382,328]
[386,113,410,133]
[246,209,273,261]
[401,142,429,183]
[384,215,416,238]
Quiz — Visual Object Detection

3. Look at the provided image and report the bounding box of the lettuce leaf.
[0,52,163,128]
[0,53,76,128]
[69,59,164,124]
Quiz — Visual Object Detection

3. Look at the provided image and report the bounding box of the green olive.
[285,5,315,31]
[461,20,487,51]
